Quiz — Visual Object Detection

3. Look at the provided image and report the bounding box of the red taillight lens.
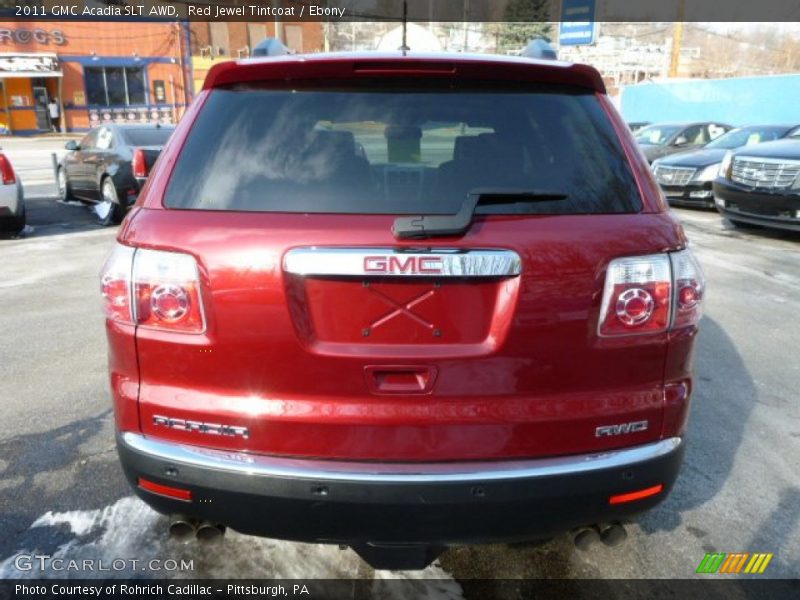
[100,243,205,333]
[100,244,135,324]
[0,153,17,185]
[599,249,704,337]
[133,248,205,333]
[670,249,705,329]
[599,254,672,336]
[132,148,148,178]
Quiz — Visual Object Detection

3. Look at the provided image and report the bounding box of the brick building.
[189,22,324,93]
[0,20,324,135]
[0,21,191,134]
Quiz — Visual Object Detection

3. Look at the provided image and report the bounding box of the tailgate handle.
[364,366,437,395]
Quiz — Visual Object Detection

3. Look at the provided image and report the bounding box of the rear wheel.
[1,203,25,235]
[95,178,125,226]
[57,167,72,202]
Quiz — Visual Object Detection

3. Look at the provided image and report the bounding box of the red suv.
[102,53,704,570]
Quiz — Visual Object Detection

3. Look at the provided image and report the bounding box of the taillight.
[599,249,704,337]
[599,254,671,336]
[670,249,704,329]
[100,243,206,333]
[132,148,148,178]
[0,153,16,185]
[101,244,135,324]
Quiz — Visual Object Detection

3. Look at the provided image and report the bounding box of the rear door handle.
[364,365,437,395]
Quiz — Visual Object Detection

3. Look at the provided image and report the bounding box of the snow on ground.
[0,496,463,599]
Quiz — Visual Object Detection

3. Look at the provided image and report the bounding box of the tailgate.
[132,210,676,461]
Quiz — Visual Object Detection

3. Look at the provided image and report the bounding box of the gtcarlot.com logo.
[696,552,773,574]
[13,554,194,572]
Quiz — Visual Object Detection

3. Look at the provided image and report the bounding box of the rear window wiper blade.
[393,187,568,239]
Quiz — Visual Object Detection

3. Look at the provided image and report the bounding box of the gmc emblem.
[595,420,649,437]
[363,255,444,275]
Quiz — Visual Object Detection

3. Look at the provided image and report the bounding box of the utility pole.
[462,0,469,52]
[669,0,686,77]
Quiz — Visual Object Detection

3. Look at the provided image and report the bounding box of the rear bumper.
[0,182,22,215]
[117,432,684,545]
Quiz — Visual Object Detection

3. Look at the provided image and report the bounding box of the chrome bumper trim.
[121,433,682,484]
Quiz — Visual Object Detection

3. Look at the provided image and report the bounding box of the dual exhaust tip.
[169,518,226,542]
[573,522,627,550]
[169,517,627,554]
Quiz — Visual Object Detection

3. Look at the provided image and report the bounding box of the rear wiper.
[392,187,568,239]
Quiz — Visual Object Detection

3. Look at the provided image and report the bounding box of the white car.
[0,152,24,235]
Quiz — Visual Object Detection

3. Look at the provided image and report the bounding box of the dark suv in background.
[714,131,800,231]
[102,52,704,570]
[652,124,800,208]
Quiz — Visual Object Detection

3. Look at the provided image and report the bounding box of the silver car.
[0,152,24,235]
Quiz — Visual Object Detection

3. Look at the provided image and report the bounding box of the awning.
[0,53,62,78]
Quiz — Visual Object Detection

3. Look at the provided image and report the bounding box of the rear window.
[123,127,173,147]
[164,87,641,215]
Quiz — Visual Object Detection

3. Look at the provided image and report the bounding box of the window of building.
[247,24,266,49]
[209,22,230,56]
[284,25,303,52]
[84,66,147,107]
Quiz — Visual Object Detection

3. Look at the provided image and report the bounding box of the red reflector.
[609,483,663,505]
[0,153,16,185]
[138,477,192,501]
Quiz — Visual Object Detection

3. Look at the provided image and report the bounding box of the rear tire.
[57,167,73,202]
[95,178,125,226]
[1,203,25,235]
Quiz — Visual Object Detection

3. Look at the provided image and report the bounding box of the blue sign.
[559,0,597,46]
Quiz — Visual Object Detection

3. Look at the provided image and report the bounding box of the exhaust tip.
[169,518,197,541]
[573,526,602,551]
[195,522,226,542]
[600,522,627,547]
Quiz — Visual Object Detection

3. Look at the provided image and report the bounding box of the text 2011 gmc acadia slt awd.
[102,52,704,570]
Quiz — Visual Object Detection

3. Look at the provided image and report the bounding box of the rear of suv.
[103,53,704,569]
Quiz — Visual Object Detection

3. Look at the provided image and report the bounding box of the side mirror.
[65,140,79,151]
[673,136,689,147]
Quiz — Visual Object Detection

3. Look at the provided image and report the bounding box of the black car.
[627,121,651,133]
[713,133,800,232]
[652,124,800,208]
[635,121,733,163]
[58,123,175,225]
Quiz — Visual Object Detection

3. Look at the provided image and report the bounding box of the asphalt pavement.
[0,172,798,591]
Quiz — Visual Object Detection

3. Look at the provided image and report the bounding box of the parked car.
[627,121,651,133]
[58,123,174,225]
[714,132,800,231]
[0,152,24,235]
[635,121,732,163]
[103,52,704,570]
[652,124,800,208]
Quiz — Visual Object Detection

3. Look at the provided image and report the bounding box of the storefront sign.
[0,54,60,75]
[0,29,67,46]
[89,106,174,125]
